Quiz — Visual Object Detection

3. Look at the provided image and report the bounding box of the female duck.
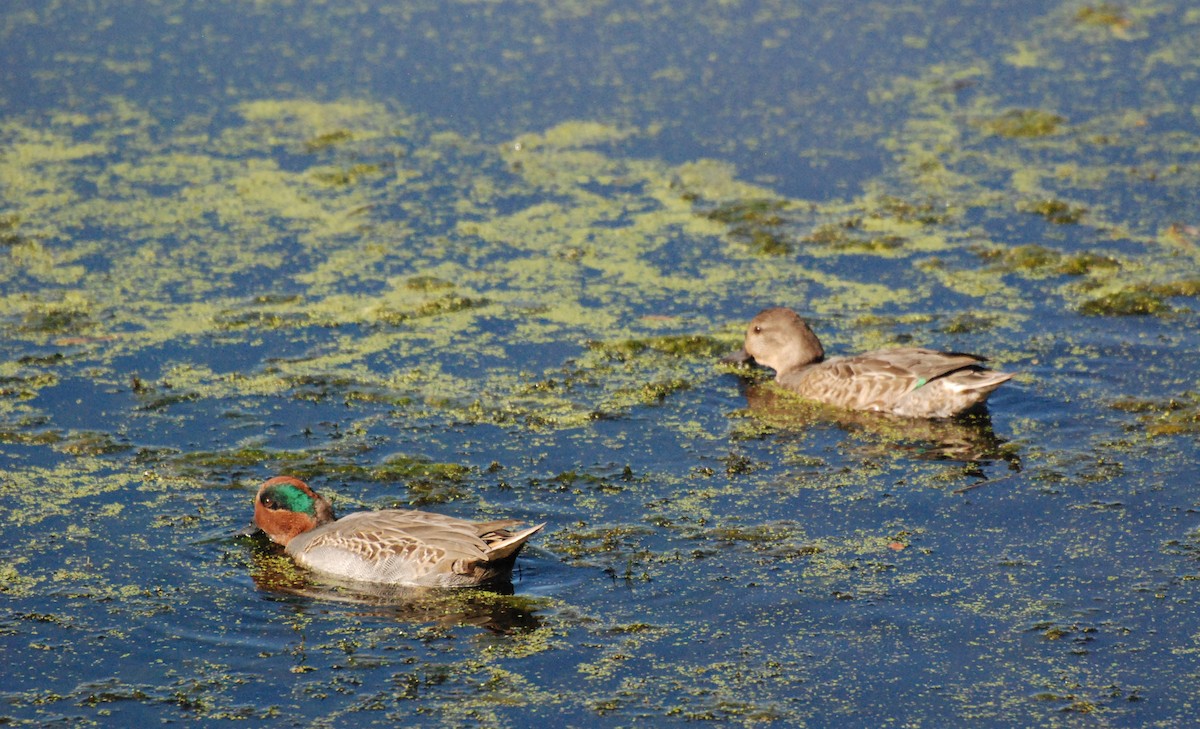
[253,476,544,587]
[724,307,1013,418]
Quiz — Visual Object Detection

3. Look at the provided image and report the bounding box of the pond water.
[2,0,1200,726]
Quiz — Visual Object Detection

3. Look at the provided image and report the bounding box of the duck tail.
[951,369,1015,395]
[485,523,546,562]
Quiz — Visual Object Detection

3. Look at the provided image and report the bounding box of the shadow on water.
[728,378,1022,470]
[241,533,544,634]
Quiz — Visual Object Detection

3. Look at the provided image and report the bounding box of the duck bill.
[720,347,754,366]
[235,520,262,537]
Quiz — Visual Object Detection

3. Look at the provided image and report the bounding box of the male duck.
[724,307,1014,418]
[253,476,545,587]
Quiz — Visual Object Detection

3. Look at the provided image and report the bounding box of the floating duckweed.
[978,244,1122,279]
[405,275,455,291]
[371,455,474,504]
[20,302,95,335]
[940,313,998,334]
[705,523,794,547]
[1023,198,1087,224]
[1057,253,1119,276]
[373,295,490,326]
[1111,393,1200,436]
[608,622,660,635]
[630,378,691,406]
[311,163,382,186]
[0,424,61,446]
[176,447,301,469]
[374,454,471,484]
[1065,700,1099,714]
[55,431,132,457]
[303,129,354,153]
[1075,4,1131,30]
[704,199,793,256]
[804,223,906,252]
[720,452,761,476]
[1161,223,1200,247]
[0,213,24,246]
[702,198,787,226]
[872,196,950,225]
[588,334,729,361]
[738,227,793,256]
[1078,289,1171,316]
[983,109,1065,138]
[0,371,58,399]
[285,374,399,404]
[396,480,471,506]
[179,448,474,502]
[133,387,201,412]
[413,295,489,318]
[213,309,312,331]
[983,244,1060,271]
[539,469,625,494]
[548,523,655,560]
[253,293,302,306]
[1151,279,1200,298]
[1110,397,1187,414]
[1147,420,1200,437]
[805,223,853,246]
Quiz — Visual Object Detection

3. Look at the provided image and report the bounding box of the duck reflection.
[734,381,1021,468]
[245,534,542,634]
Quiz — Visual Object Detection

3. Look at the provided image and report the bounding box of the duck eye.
[261,495,277,509]
[753,325,762,333]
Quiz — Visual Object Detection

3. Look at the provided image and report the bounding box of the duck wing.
[855,348,988,383]
[292,510,542,584]
[788,348,988,412]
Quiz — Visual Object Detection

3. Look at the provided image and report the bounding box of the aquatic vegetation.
[310,162,383,186]
[303,129,354,153]
[54,430,133,456]
[981,109,1066,138]
[939,312,1000,334]
[1111,393,1200,436]
[979,243,1060,271]
[1151,279,1200,298]
[17,298,97,336]
[1056,252,1120,276]
[1075,4,1133,32]
[586,334,729,361]
[0,213,23,245]
[0,422,60,446]
[703,198,787,227]
[872,196,953,225]
[704,199,792,256]
[1021,198,1087,224]
[370,295,491,327]
[1078,289,1172,316]
[0,370,58,400]
[804,222,907,253]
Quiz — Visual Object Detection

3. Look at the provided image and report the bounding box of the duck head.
[253,476,336,546]
[724,307,825,375]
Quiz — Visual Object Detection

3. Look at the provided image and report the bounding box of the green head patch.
[260,482,317,516]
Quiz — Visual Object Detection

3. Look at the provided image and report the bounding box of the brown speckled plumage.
[725,307,1014,418]
[253,476,544,587]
